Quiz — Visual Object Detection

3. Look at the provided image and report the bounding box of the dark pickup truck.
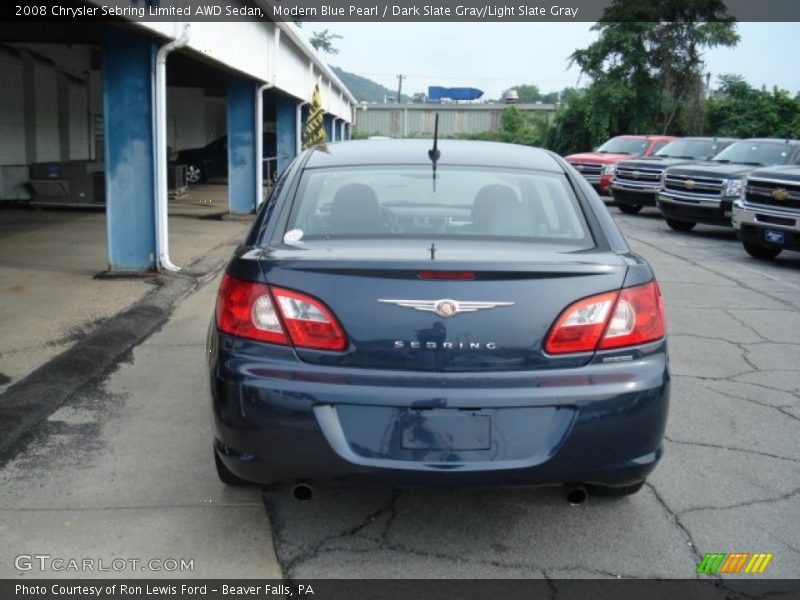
[733,166,800,260]
[657,139,800,231]
[610,137,736,214]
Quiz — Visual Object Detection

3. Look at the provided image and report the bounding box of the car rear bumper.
[209,332,670,489]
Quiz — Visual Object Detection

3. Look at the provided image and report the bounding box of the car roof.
[736,138,800,145]
[303,139,564,172]
[614,134,676,140]
[671,136,738,142]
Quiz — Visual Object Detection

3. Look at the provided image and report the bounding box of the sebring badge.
[378,298,514,318]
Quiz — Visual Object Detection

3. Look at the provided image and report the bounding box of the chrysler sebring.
[207,139,669,503]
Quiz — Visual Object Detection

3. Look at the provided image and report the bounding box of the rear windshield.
[712,141,795,166]
[596,137,649,155]
[284,166,594,248]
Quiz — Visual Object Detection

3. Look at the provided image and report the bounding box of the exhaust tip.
[565,485,588,505]
[291,482,314,502]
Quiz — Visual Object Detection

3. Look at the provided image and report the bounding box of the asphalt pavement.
[1,203,798,580]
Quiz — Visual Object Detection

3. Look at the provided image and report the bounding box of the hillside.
[330,66,411,103]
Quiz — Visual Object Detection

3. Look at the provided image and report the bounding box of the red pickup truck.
[565,135,677,195]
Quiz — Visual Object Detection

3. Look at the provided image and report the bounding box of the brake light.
[544,281,665,354]
[418,271,476,280]
[216,274,346,351]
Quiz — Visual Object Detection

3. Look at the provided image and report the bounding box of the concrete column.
[339,120,346,142]
[275,94,297,176]
[227,77,257,214]
[101,25,157,271]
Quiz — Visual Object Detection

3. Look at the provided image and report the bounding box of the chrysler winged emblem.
[771,187,789,201]
[378,298,514,318]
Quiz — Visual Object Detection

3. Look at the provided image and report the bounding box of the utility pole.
[397,74,406,104]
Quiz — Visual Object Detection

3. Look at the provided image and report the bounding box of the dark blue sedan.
[208,139,669,503]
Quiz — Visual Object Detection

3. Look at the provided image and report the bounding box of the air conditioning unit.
[29,161,105,207]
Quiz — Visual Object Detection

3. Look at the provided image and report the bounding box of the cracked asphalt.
[264,207,800,580]
[1,204,798,580]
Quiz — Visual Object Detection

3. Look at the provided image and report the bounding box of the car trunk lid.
[257,240,628,372]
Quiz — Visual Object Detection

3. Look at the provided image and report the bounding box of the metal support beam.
[101,26,157,271]
[227,77,258,214]
[276,94,297,176]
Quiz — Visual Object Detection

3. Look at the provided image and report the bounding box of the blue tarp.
[427,86,484,102]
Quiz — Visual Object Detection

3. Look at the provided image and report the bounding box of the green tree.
[706,75,800,138]
[309,29,342,55]
[570,0,739,135]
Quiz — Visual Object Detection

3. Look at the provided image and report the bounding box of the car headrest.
[329,183,384,234]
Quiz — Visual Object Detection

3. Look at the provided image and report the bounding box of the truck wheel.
[666,219,696,232]
[618,204,642,215]
[743,242,782,260]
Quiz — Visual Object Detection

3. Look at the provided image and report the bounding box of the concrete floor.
[0,183,246,395]
[0,273,279,579]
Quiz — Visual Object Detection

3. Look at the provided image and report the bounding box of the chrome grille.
[745,178,800,211]
[615,166,663,184]
[663,174,724,199]
[570,163,603,176]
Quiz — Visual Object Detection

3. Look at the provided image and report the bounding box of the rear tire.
[743,242,782,260]
[591,481,645,498]
[214,449,250,486]
[618,203,642,215]
[666,219,696,232]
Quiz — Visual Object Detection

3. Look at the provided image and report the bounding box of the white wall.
[0,43,93,167]
[33,59,60,162]
[0,47,26,166]
[68,79,89,160]
[167,87,206,151]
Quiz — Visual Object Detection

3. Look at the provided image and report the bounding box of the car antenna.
[428,113,441,192]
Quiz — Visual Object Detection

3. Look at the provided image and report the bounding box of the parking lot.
[1,202,799,579]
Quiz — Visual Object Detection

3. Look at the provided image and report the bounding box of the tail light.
[216,274,346,351]
[544,281,665,355]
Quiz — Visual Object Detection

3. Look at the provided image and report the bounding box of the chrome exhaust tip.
[291,482,314,502]
[565,484,588,505]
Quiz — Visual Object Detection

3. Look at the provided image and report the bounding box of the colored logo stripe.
[697,552,773,574]
[719,553,749,573]
[697,553,726,574]
[744,553,773,574]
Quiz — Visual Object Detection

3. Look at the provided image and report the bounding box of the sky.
[306,22,800,100]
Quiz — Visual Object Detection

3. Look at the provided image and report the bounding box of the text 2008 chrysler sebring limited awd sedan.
[207,139,669,503]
